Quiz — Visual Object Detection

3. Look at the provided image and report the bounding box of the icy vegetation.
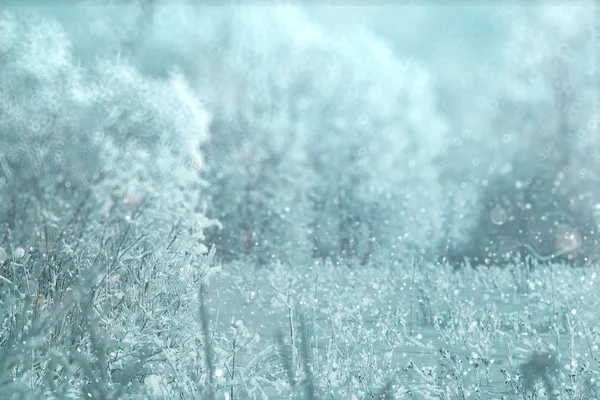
[0,1,599,399]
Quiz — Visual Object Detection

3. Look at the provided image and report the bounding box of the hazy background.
[309,2,533,128]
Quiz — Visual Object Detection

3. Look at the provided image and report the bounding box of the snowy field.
[193,261,600,399]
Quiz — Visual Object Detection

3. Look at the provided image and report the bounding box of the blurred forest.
[197,1,600,267]
[2,0,600,269]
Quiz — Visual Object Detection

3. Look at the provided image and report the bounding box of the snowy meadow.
[1,1,600,399]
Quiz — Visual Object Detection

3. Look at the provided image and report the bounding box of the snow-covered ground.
[191,261,600,399]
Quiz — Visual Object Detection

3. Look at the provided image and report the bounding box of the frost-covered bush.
[0,4,218,397]
[0,5,214,248]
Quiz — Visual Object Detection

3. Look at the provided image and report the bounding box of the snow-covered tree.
[76,3,315,266]
[194,8,317,266]
[299,32,448,264]
[454,2,600,265]
[184,6,447,266]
